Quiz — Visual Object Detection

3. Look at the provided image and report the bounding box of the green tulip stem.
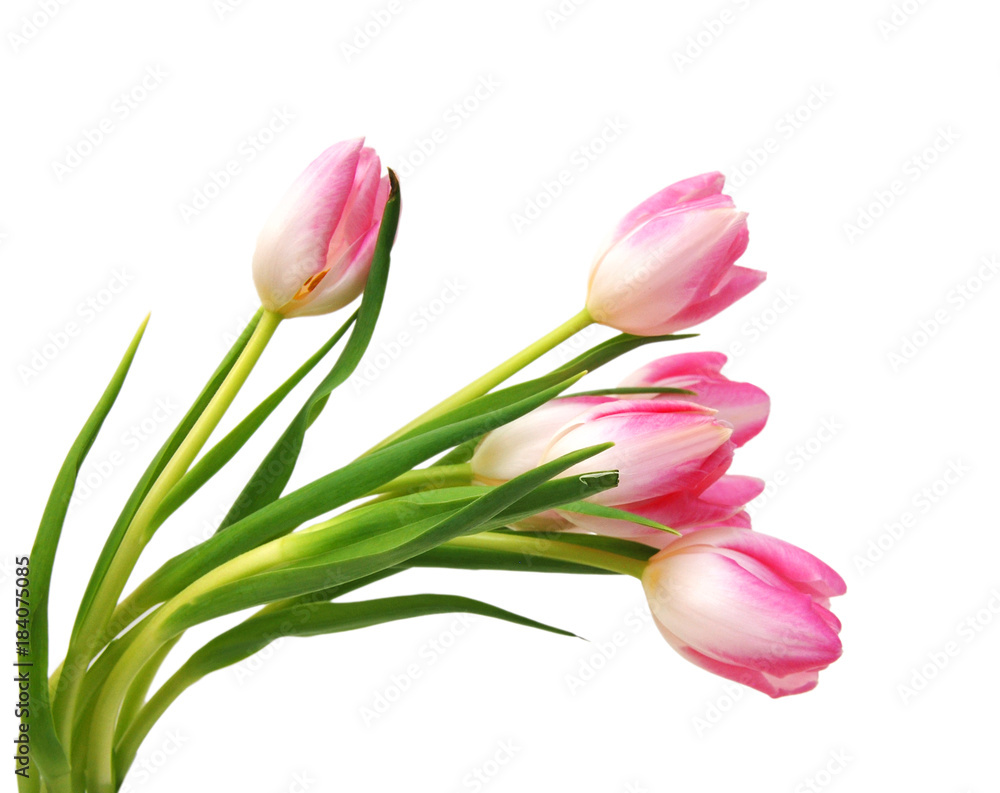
[448,532,647,579]
[372,308,594,450]
[55,308,282,752]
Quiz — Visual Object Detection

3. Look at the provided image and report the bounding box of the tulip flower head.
[641,527,846,697]
[472,398,736,508]
[586,173,765,335]
[620,351,770,446]
[253,138,391,318]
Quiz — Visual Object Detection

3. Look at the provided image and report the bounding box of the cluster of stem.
[35,304,650,793]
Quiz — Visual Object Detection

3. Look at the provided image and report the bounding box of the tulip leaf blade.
[218,171,402,532]
[114,593,575,779]
[24,315,150,784]
[556,501,681,535]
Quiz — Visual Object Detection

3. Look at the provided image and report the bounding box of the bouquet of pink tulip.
[17,138,845,793]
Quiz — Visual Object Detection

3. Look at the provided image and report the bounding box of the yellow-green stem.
[449,532,647,578]
[55,309,281,754]
[370,308,593,451]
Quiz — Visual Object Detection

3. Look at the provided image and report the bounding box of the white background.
[4,1,999,791]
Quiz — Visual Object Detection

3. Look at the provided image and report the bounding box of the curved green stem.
[448,532,646,578]
[56,309,281,754]
[372,308,593,450]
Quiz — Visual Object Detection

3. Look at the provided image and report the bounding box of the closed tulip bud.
[620,351,770,446]
[253,138,391,318]
[586,173,765,335]
[641,527,846,697]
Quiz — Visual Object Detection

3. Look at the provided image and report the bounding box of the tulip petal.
[664,265,766,333]
[663,527,847,598]
[594,172,726,262]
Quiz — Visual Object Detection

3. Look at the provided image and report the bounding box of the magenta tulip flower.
[586,173,765,335]
[253,138,391,318]
[641,527,846,697]
[620,351,770,446]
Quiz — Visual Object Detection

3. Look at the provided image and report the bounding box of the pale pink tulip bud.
[586,173,765,335]
[252,138,391,318]
[472,399,735,508]
[620,351,770,446]
[642,527,845,697]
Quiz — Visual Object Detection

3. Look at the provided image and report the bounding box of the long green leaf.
[148,310,358,531]
[557,500,680,535]
[22,316,149,786]
[219,171,402,531]
[69,310,263,643]
[161,446,617,633]
[114,593,576,780]
[121,373,586,616]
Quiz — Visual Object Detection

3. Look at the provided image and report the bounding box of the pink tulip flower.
[472,398,735,507]
[586,173,765,335]
[641,527,846,697]
[253,138,391,318]
[620,351,770,446]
